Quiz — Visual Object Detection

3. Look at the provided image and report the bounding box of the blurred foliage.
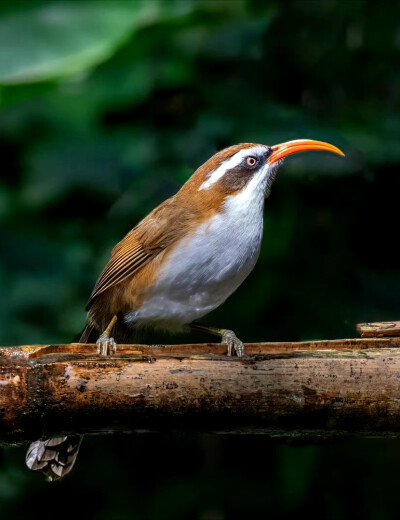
[0,1,400,518]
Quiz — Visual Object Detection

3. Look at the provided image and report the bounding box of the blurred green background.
[0,1,400,518]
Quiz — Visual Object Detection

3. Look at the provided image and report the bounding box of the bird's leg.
[190,321,245,357]
[96,315,118,356]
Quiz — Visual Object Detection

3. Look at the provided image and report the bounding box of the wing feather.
[85,197,195,311]
[85,236,157,310]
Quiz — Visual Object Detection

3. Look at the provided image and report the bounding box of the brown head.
[180,139,344,213]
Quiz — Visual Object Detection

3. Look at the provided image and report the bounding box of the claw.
[221,330,245,357]
[96,334,117,356]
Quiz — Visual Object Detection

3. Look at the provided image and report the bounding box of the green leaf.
[0,1,160,85]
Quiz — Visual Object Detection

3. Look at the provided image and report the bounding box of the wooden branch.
[2,332,400,444]
[357,321,400,337]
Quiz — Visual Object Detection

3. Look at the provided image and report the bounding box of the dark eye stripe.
[217,147,271,192]
[220,162,259,191]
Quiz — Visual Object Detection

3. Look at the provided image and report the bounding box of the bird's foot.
[96,334,117,356]
[220,329,245,357]
[189,321,245,357]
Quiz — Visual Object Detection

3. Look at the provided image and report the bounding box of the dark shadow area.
[2,435,400,519]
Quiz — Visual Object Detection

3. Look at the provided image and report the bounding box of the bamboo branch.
[1,324,400,444]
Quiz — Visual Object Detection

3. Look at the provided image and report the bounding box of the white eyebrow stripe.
[198,145,266,191]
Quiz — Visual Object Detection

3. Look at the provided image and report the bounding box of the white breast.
[126,167,269,328]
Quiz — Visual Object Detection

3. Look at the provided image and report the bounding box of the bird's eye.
[246,156,257,167]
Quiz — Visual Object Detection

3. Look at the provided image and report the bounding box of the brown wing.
[85,197,197,311]
[85,233,159,311]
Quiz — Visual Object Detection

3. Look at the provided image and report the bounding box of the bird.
[26,138,344,479]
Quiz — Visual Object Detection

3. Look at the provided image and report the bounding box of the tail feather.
[79,324,96,343]
[26,435,82,482]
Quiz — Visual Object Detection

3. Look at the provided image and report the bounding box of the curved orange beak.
[268,139,344,165]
